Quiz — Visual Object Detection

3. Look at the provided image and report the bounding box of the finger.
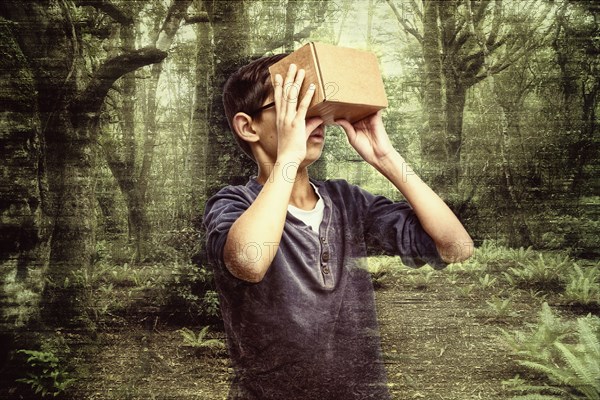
[292,68,306,102]
[305,117,324,137]
[296,83,315,119]
[286,68,305,121]
[273,73,283,116]
[282,64,298,115]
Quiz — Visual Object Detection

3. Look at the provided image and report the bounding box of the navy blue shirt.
[204,178,446,400]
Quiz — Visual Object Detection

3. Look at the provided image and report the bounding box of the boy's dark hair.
[223,53,288,160]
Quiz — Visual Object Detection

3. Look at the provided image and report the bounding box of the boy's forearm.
[374,151,473,263]
[223,160,298,282]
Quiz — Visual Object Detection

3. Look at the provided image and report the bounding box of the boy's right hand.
[273,64,323,165]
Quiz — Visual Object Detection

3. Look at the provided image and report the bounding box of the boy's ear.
[232,112,260,144]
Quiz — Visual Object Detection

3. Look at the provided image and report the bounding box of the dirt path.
[376,273,529,400]
[68,270,547,400]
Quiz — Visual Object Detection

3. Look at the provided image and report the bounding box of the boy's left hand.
[335,110,396,167]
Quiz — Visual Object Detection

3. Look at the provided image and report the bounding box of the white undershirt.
[287,183,324,233]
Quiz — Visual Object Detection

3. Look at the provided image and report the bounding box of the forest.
[0,0,598,399]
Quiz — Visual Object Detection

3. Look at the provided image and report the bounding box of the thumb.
[335,119,354,135]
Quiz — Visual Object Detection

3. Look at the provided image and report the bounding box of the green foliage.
[68,257,221,324]
[501,303,600,399]
[407,268,436,290]
[458,240,536,274]
[485,295,518,319]
[479,273,498,289]
[158,262,220,322]
[16,349,75,398]
[71,261,169,322]
[461,240,506,271]
[178,326,225,356]
[456,284,476,298]
[2,267,44,328]
[562,265,600,307]
[365,257,401,289]
[506,253,573,292]
[201,290,221,318]
[500,303,572,362]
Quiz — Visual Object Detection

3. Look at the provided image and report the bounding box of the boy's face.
[251,95,325,168]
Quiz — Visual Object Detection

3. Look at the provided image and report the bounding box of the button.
[322,266,330,274]
[320,236,326,243]
[321,251,330,262]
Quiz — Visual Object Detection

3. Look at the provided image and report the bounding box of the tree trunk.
[284,0,299,53]
[497,101,533,248]
[114,21,151,262]
[0,14,50,364]
[366,0,374,50]
[444,79,467,192]
[43,115,98,325]
[204,0,255,199]
[570,81,598,195]
[190,21,212,219]
[0,1,94,326]
[421,0,447,188]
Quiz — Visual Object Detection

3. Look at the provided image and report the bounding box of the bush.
[157,262,221,324]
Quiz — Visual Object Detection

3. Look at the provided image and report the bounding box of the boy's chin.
[300,148,324,169]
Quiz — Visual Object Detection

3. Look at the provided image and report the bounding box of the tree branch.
[473,0,491,25]
[257,24,316,55]
[184,12,209,24]
[409,0,423,21]
[439,3,462,50]
[155,0,193,51]
[75,0,133,25]
[486,0,502,47]
[72,47,167,115]
[460,36,507,67]
[386,0,423,43]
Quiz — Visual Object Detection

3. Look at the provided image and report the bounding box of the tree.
[553,0,600,196]
[0,0,192,326]
[203,0,254,200]
[386,0,554,198]
[102,1,206,262]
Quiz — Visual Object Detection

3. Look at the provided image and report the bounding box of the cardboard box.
[268,42,388,124]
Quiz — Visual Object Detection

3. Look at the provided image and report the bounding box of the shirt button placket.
[321,248,333,287]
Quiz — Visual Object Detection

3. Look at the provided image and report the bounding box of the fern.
[178,326,225,354]
[502,304,600,399]
[16,349,75,397]
[503,375,572,399]
[407,269,435,290]
[500,303,571,362]
[507,253,572,291]
[479,273,497,289]
[563,265,600,306]
[486,295,518,319]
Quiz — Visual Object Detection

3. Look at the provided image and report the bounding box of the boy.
[204,54,473,400]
